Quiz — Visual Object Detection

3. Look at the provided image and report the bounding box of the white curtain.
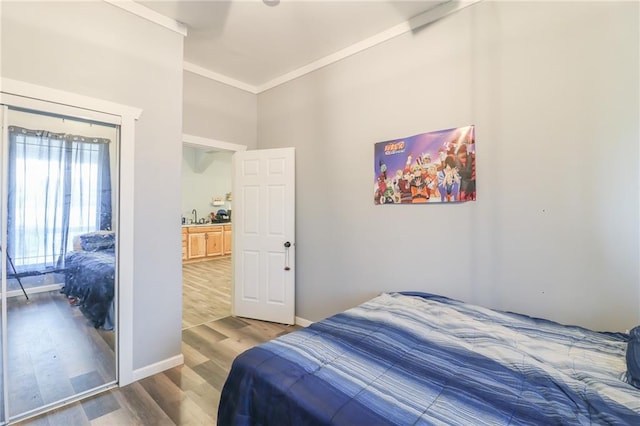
[6,126,111,271]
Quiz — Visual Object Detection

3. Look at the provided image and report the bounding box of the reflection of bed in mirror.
[62,231,115,330]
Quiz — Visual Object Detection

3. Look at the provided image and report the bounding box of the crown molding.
[183,62,258,94]
[103,1,482,94]
[185,0,481,94]
[104,0,188,36]
[257,0,481,92]
[103,0,481,94]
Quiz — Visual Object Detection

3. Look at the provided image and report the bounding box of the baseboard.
[295,316,313,327]
[131,354,184,382]
[6,283,63,299]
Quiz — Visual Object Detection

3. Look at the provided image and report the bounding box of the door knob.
[283,241,291,270]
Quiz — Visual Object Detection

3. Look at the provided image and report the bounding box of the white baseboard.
[131,354,184,382]
[4,283,63,299]
[295,316,313,327]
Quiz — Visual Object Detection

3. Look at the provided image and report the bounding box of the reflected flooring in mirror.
[7,290,115,420]
[18,254,301,425]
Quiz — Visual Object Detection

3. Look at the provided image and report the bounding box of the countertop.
[182,222,231,228]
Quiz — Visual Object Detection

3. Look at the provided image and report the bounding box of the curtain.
[6,126,112,272]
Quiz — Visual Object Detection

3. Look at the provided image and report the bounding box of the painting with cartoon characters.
[374,125,476,204]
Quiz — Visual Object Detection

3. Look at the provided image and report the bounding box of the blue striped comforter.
[218,292,640,425]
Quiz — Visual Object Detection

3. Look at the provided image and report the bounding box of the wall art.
[374,125,475,204]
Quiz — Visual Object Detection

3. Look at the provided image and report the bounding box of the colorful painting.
[374,125,476,204]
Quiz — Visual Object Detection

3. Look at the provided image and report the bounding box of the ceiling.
[137,0,449,91]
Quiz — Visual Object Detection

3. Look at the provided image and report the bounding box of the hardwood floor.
[6,290,116,422]
[182,258,231,329]
[17,257,300,425]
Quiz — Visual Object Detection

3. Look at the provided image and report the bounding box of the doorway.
[1,105,119,423]
[180,135,246,331]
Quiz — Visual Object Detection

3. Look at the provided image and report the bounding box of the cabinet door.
[206,230,223,257]
[182,229,188,260]
[188,233,207,259]
[223,225,232,255]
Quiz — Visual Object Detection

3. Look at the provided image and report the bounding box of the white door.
[232,147,295,324]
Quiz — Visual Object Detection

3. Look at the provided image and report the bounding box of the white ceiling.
[137,0,449,91]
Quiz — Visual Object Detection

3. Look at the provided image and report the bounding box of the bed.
[218,292,640,425]
[62,231,115,330]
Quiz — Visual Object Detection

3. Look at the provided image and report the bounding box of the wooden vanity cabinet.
[205,227,223,257]
[184,224,231,262]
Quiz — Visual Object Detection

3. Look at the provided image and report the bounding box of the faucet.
[192,209,197,224]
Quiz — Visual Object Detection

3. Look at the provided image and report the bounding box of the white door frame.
[0,78,141,395]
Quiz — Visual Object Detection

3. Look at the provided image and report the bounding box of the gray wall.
[257,1,640,332]
[1,1,184,369]
[183,71,258,148]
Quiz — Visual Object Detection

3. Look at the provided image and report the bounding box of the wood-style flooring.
[18,257,300,425]
[6,290,115,422]
[182,258,231,330]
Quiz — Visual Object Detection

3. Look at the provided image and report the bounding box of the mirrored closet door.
[0,104,119,424]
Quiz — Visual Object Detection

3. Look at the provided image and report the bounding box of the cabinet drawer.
[187,226,222,233]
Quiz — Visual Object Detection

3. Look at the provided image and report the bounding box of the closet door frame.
[0,78,141,423]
